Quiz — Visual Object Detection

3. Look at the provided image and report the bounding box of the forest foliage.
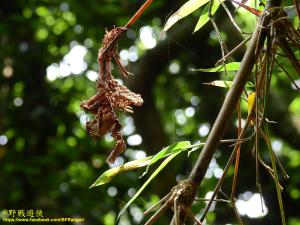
[1,0,300,224]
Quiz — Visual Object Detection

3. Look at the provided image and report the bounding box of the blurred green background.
[0,0,300,224]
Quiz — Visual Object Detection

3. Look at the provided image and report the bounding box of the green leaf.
[162,0,210,33]
[193,62,241,72]
[289,96,300,114]
[141,141,191,177]
[117,152,180,220]
[89,156,152,188]
[194,0,221,33]
[203,80,254,88]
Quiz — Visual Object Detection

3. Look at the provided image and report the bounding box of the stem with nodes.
[169,0,282,224]
[189,0,282,190]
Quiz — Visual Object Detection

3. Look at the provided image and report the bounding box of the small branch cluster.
[81,27,143,164]
[144,179,201,225]
[148,1,300,224]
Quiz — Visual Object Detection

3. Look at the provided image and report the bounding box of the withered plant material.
[81,27,143,164]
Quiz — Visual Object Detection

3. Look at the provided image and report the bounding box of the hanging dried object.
[81,27,143,164]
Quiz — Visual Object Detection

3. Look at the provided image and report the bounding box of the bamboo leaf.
[162,0,209,33]
[194,0,221,33]
[193,62,241,72]
[90,141,192,188]
[148,141,191,166]
[203,80,254,88]
[89,156,152,188]
[117,152,180,220]
[141,141,192,177]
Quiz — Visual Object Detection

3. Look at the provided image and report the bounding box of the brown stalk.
[189,0,275,191]
[125,0,153,28]
[170,1,282,224]
[230,99,242,200]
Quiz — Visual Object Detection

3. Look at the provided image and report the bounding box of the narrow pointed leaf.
[203,80,254,88]
[141,141,191,177]
[193,62,241,72]
[90,156,152,188]
[117,152,180,220]
[148,141,191,166]
[162,0,209,33]
[194,0,221,32]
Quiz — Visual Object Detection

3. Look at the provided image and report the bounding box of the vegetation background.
[0,0,300,224]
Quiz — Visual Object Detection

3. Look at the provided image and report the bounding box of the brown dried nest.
[81,27,143,164]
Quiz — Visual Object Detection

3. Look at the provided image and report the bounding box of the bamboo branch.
[170,0,282,224]
[189,0,280,188]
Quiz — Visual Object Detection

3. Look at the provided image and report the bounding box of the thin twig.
[228,132,255,147]
[194,198,231,203]
[209,0,230,74]
[181,205,202,225]
[274,58,300,91]
[100,0,153,63]
[144,193,171,215]
[255,53,264,211]
[231,201,244,225]
[230,99,242,200]
[200,113,254,222]
[251,146,284,190]
[125,0,153,28]
[219,0,244,34]
[279,39,300,76]
[259,129,289,180]
[145,200,170,225]
[215,35,252,66]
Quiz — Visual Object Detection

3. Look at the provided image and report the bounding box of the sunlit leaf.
[289,96,300,114]
[194,0,221,33]
[193,62,241,72]
[141,141,191,177]
[162,0,210,33]
[89,157,152,188]
[117,152,180,220]
[203,80,254,88]
[90,141,194,187]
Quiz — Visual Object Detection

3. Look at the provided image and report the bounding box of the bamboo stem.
[169,1,283,225]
